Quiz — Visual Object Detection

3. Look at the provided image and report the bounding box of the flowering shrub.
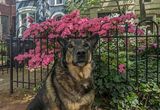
[15,10,143,69]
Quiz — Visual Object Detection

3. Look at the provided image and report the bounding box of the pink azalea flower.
[152,43,157,49]
[61,28,71,37]
[15,10,143,69]
[98,30,106,36]
[118,64,126,74]
[27,16,34,23]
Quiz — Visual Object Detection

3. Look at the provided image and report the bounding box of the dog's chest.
[64,90,95,110]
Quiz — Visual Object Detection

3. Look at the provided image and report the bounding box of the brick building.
[0,0,16,39]
[80,0,160,32]
[82,0,160,20]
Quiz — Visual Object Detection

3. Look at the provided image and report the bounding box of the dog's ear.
[57,37,68,47]
[87,35,99,49]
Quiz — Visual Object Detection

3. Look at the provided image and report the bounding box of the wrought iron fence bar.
[145,29,149,82]
[28,68,30,89]
[46,37,49,74]
[115,26,119,109]
[116,27,119,75]
[98,36,101,76]
[135,26,139,86]
[125,23,129,82]
[40,38,43,81]
[16,38,19,87]
[107,31,110,75]
[33,37,37,87]
[0,41,3,74]
[1,41,4,74]
[156,28,159,85]
[10,35,13,94]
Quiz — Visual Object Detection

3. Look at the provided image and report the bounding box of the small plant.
[138,81,160,109]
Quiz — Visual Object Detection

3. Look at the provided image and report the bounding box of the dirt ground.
[0,89,35,110]
[0,69,36,110]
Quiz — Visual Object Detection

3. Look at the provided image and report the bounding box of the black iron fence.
[0,39,9,74]
[0,20,159,93]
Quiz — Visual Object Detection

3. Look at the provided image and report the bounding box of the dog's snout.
[77,51,86,57]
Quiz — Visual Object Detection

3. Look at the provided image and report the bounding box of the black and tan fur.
[27,36,99,110]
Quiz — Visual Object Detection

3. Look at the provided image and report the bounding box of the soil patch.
[0,89,35,110]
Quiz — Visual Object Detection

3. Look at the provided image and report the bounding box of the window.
[0,0,5,4]
[48,0,63,6]
[11,16,16,36]
[55,0,63,5]
[54,14,63,20]
[144,0,151,2]
[51,12,64,20]
[98,12,119,18]
[18,12,36,37]
[48,0,54,6]
[56,0,63,5]
[146,16,153,33]
[18,6,36,37]
[1,16,9,35]
[21,13,27,26]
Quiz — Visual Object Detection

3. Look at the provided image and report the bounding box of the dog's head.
[58,36,99,67]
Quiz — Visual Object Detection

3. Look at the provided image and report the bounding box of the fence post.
[10,35,13,94]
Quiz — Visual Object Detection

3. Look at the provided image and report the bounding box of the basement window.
[144,0,151,2]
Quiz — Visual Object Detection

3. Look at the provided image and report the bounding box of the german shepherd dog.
[27,36,99,110]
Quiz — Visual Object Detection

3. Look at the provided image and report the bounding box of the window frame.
[55,0,63,6]
[17,6,36,37]
[0,15,9,35]
[144,0,151,3]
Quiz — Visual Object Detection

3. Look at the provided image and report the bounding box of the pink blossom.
[118,64,126,74]
[27,16,34,23]
[23,29,31,38]
[56,23,66,32]
[42,55,54,66]
[101,23,111,30]
[14,10,143,69]
[152,43,157,49]
[138,46,146,52]
[48,33,54,39]
[98,30,107,36]
[61,28,71,37]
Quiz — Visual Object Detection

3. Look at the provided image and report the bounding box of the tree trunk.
[115,0,123,15]
[139,0,146,20]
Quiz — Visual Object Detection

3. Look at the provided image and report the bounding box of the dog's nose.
[77,51,86,57]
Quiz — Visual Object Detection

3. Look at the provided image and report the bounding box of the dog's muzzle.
[75,50,87,67]
[77,50,86,62]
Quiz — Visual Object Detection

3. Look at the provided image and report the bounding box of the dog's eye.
[68,44,73,48]
[83,43,89,48]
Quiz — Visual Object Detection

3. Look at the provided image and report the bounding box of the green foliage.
[138,81,160,109]
[65,0,99,13]
[94,59,139,109]
[0,41,7,62]
[93,38,160,109]
[33,82,43,92]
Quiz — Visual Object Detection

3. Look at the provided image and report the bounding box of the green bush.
[93,39,160,110]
